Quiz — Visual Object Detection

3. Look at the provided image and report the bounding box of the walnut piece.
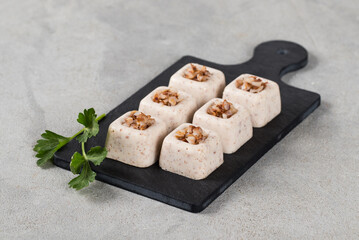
[236,75,268,93]
[152,89,181,106]
[122,111,155,130]
[175,125,208,145]
[207,100,238,119]
[183,64,211,82]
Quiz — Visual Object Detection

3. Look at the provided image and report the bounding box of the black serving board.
[54,40,320,213]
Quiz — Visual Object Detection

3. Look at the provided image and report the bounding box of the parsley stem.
[52,113,106,156]
[96,113,106,122]
[81,142,88,160]
[69,129,86,141]
[68,114,106,141]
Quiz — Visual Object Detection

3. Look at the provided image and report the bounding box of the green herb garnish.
[34,108,107,190]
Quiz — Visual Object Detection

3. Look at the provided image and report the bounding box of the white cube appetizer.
[105,111,167,168]
[139,86,197,132]
[223,74,281,127]
[159,123,223,180]
[193,98,253,154]
[168,63,226,107]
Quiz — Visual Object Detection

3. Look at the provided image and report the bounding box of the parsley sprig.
[34,108,107,190]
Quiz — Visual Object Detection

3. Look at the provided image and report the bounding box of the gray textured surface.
[1,0,358,239]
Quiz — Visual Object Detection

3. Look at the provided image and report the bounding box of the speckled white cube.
[105,111,167,168]
[159,123,223,180]
[168,63,226,107]
[139,86,197,132]
[223,74,281,127]
[193,98,253,154]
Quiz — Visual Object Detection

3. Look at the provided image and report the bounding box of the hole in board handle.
[277,49,289,55]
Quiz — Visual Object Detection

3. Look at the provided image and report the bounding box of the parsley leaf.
[76,108,99,143]
[70,152,86,174]
[68,145,107,190]
[68,161,96,190]
[34,130,70,166]
[86,146,108,166]
[68,146,107,190]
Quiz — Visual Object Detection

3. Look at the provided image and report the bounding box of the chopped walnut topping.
[207,100,238,119]
[152,89,181,106]
[183,64,211,82]
[175,125,208,145]
[122,111,155,130]
[236,75,268,93]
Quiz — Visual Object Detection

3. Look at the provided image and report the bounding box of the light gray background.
[1,0,358,239]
